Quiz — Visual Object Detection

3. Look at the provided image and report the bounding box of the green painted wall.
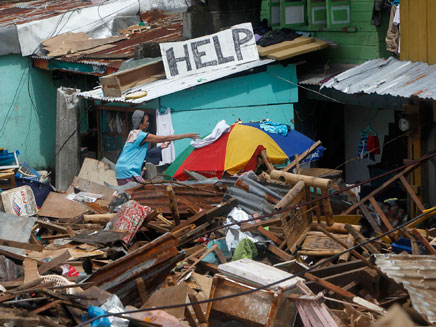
[312,0,391,63]
[261,0,391,63]
[0,55,57,169]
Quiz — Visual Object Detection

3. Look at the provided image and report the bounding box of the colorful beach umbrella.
[166,122,324,181]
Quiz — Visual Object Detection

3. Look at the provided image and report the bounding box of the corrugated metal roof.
[298,63,357,86]
[78,59,275,104]
[321,57,436,100]
[0,0,93,27]
[31,12,183,72]
[375,253,436,323]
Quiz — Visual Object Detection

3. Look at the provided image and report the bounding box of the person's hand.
[187,133,200,139]
[161,142,171,149]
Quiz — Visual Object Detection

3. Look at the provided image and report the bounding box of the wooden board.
[141,283,188,319]
[257,36,314,56]
[78,158,117,186]
[299,231,349,256]
[268,39,329,60]
[101,59,165,97]
[66,176,114,202]
[38,192,89,220]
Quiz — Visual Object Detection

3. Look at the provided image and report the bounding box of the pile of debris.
[0,151,435,327]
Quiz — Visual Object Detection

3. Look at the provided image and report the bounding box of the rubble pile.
[0,154,435,327]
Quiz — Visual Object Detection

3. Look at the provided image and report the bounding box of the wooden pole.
[166,186,180,225]
[274,180,306,210]
[270,170,331,189]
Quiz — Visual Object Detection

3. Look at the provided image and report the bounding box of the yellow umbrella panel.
[224,124,288,174]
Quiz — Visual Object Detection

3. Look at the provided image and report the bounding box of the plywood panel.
[427,0,436,64]
[415,0,428,62]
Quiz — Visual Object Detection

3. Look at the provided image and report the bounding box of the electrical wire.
[76,203,436,327]
[269,72,343,104]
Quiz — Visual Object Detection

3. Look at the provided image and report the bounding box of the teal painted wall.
[0,55,57,169]
[171,104,294,156]
[161,65,298,110]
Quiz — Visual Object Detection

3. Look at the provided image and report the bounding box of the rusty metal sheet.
[126,184,224,215]
[85,233,182,305]
[375,254,436,324]
[0,0,93,26]
[206,274,297,327]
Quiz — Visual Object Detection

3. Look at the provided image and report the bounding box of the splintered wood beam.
[188,293,207,323]
[166,186,180,225]
[344,224,380,254]
[267,244,295,262]
[368,196,394,231]
[260,149,274,173]
[399,175,425,211]
[320,188,334,226]
[0,239,42,252]
[257,226,283,246]
[358,204,382,234]
[274,180,305,211]
[410,228,436,254]
[283,141,322,172]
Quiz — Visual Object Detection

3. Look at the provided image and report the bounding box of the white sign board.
[160,23,259,79]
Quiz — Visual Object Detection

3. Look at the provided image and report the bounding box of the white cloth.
[156,108,175,166]
[191,120,230,149]
[393,5,400,53]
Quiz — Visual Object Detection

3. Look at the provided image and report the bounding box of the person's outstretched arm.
[141,133,199,145]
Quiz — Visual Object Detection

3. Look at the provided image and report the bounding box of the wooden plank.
[23,259,39,283]
[344,224,380,254]
[368,196,394,231]
[0,239,42,252]
[342,162,420,215]
[185,307,199,327]
[188,293,207,323]
[257,226,283,246]
[358,204,382,234]
[177,244,219,282]
[283,141,322,172]
[67,176,115,202]
[240,216,282,231]
[410,228,436,255]
[257,36,314,56]
[428,0,436,64]
[77,158,117,186]
[135,277,148,305]
[268,40,329,60]
[38,192,89,220]
[399,175,425,212]
[166,186,180,225]
[213,247,227,264]
[172,198,238,232]
[267,244,294,262]
[38,250,71,275]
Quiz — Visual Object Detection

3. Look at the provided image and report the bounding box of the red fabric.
[111,200,152,245]
[173,127,232,181]
[241,145,266,173]
[367,135,380,154]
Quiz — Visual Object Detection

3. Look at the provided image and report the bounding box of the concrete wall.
[0,55,57,169]
[344,105,395,183]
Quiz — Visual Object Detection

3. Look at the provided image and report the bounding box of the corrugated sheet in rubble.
[321,57,436,100]
[126,183,225,215]
[375,253,436,323]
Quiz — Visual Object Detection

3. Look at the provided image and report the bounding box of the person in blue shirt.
[115,110,199,185]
